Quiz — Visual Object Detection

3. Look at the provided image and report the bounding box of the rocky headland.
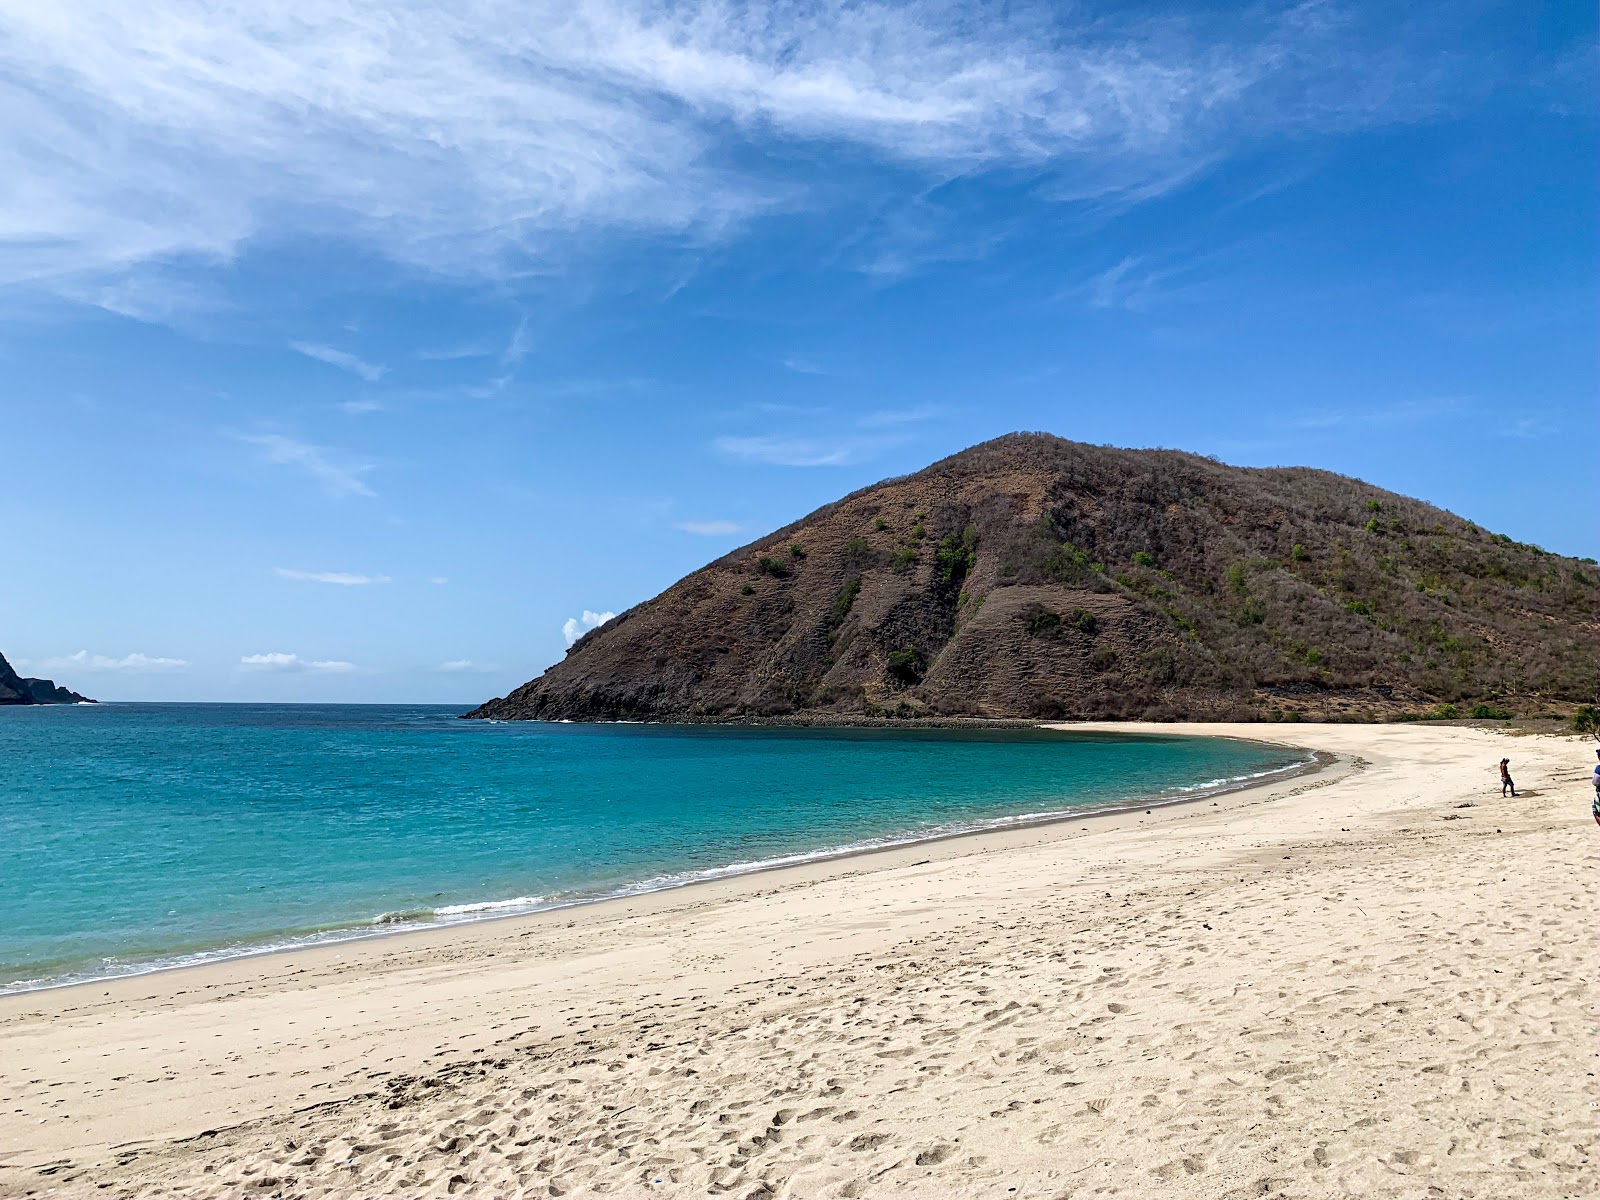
[0,650,94,704]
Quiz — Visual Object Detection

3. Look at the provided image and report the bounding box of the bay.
[0,704,1309,991]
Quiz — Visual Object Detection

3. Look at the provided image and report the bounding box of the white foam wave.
[432,895,545,917]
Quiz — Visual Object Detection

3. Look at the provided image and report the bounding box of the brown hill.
[471,433,1599,723]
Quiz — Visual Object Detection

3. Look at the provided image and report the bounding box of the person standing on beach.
[1591,749,1599,827]
[1499,757,1516,797]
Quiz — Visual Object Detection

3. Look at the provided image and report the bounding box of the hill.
[0,651,94,705]
[470,433,1599,723]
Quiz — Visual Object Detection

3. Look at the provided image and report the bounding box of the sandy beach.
[1,722,1595,1199]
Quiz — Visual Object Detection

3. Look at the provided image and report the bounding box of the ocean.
[0,704,1310,993]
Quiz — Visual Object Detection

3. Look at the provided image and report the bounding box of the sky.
[1,0,1593,703]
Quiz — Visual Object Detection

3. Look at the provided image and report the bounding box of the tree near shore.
[1571,704,1600,740]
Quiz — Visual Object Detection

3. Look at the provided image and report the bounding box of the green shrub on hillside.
[886,644,923,684]
[756,556,791,578]
[1023,604,1061,637]
[935,525,979,588]
[1398,703,1463,722]
[828,577,861,630]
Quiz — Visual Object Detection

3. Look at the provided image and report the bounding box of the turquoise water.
[0,704,1309,992]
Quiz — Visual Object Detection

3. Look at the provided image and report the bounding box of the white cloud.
[338,398,383,415]
[437,658,496,672]
[502,316,534,365]
[240,652,299,669]
[858,404,941,428]
[240,652,357,672]
[1078,249,1221,312]
[1498,415,1557,440]
[0,1,1471,297]
[274,567,391,585]
[781,356,827,375]
[429,576,450,585]
[41,650,188,671]
[675,519,743,536]
[239,433,375,498]
[563,609,616,647]
[290,341,387,382]
[714,434,898,467]
[1086,256,1147,309]
[416,343,493,361]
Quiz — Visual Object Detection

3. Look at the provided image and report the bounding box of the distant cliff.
[471,433,1600,724]
[0,651,94,705]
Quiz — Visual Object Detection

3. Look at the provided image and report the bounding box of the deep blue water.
[0,704,1308,991]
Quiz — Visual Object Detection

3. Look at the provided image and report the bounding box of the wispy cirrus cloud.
[1497,415,1558,440]
[1077,238,1261,312]
[290,341,387,382]
[240,652,356,672]
[415,343,493,361]
[40,650,188,671]
[238,433,375,498]
[714,434,901,467]
[1,1,1480,299]
[502,317,535,365]
[1279,395,1468,431]
[437,658,497,672]
[858,404,942,428]
[274,567,390,585]
[1085,256,1160,310]
[675,519,743,536]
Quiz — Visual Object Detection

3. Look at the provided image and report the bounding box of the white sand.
[0,723,1595,1199]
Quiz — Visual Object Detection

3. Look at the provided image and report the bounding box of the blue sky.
[1,0,1593,702]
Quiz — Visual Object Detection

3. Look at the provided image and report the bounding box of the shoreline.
[3,722,1590,1200]
[0,730,1327,999]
